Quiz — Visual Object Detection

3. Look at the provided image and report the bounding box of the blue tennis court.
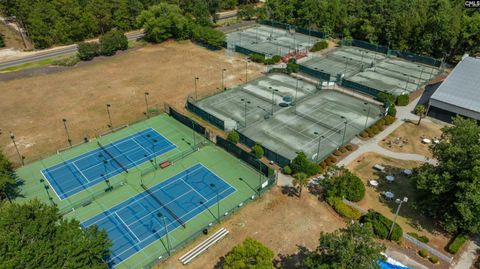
[41,128,176,200]
[81,164,236,267]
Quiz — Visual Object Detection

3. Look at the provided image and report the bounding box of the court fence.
[237,131,291,168]
[341,39,389,54]
[170,105,208,135]
[234,45,265,57]
[341,79,382,97]
[299,64,332,81]
[257,20,328,39]
[186,99,225,130]
[388,49,442,67]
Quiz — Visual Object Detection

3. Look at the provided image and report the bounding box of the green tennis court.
[16,114,270,268]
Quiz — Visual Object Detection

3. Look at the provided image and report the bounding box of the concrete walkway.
[453,236,479,269]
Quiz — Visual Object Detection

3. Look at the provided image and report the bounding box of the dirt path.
[0,41,264,165]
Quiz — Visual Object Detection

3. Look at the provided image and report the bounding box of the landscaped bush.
[310,40,328,52]
[340,147,347,153]
[320,162,327,169]
[291,152,320,176]
[388,105,397,117]
[346,144,354,151]
[323,168,365,202]
[384,115,396,125]
[429,256,439,264]
[408,232,429,243]
[263,55,281,65]
[283,165,292,175]
[286,59,300,73]
[396,94,409,106]
[251,144,264,159]
[360,131,369,138]
[418,249,429,258]
[227,131,240,144]
[448,234,468,254]
[333,150,342,156]
[377,92,396,103]
[249,53,265,63]
[361,211,403,242]
[329,156,337,164]
[77,42,100,61]
[326,196,361,220]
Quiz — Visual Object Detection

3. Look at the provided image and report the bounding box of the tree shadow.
[213,256,225,269]
[281,185,298,198]
[371,165,443,235]
[273,245,310,269]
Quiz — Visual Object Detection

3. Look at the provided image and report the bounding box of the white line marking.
[114,212,140,242]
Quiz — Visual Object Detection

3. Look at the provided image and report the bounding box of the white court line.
[40,170,63,200]
[114,212,140,242]
[111,185,236,263]
[181,178,208,202]
[71,162,91,184]
[86,164,206,226]
[131,137,153,155]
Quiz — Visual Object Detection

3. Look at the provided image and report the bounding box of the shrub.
[340,147,347,153]
[448,234,468,254]
[408,232,429,243]
[291,152,319,176]
[360,131,369,138]
[320,162,327,169]
[429,256,439,264]
[0,33,4,48]
[388,105,397,117]
[396,94,409,106]
[327,196,361,220]
[330,156,337,164]
[272,55,281,63]
[52,55,80,66]
[99,29,128,56]
[227,131,240,144]
[249,53,265,63]
[384,115,396,125]
[191,24,226,48]
[310,40,328,52]
[366,127,375,137]
[333,150,342,156]
[251,144,264,159]
[418,249,429,258]
[286,60,299,73]
[283,165,292,175]
[377,92,396,103]
[361,211,403,242]
[77,42,100,61]
[324,169,365,202]
[346,144,354,151]
[377,118,386,127]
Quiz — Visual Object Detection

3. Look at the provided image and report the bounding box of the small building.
[428,56,480,122]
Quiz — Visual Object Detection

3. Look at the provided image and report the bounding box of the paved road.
[0,31,144,70]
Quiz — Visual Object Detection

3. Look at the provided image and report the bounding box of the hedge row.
[361,211,403,242]
[249,53,281,65]
[377,92,409,106]
[326,196,361,220]
[360,115,396,138]
[418,249,439,264]
[310,40,328,52]
[447,234,468,254]
[407,232,429,243]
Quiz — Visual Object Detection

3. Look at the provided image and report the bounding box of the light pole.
[313,132,325,162]
[294,76,299,112]
[157,213,171,255]
[144,92,150,118]
[62,118,72,146]
[404,73,410,92]
[210,183,220,222]
[240,98,251,128]
[343,57,350,74]
[9,132,24,165]
[194,77,199,101]
[221,68,227,90]
[245,60,250,82]
[106,104,113,129]
[388,197,408,240]
[271,88,279,115]
[341,116,348,146]
[364,102,371,129]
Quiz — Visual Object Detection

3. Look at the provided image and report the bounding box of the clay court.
[0,41,264,165]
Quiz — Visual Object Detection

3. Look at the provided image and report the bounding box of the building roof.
[430,56,480,115]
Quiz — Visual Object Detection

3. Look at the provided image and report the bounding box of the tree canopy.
[322,167,365,202]
[303,223,385,269]
[0,150,18,202]
[413,116,480,234]
[290,152,319,176]
[224,237,274,269]
[0,200,111,268]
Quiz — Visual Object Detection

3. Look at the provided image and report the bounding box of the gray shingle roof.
[431,57,480,114]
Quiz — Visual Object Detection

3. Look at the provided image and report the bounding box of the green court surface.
[16,114,266,268]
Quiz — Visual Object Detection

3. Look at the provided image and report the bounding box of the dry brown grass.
[347,152,451,253]
[0,41,264,165]
[379,121,444,158]
[157,186,345,269]
[0,23,26,49]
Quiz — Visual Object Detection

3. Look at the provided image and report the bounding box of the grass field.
[16,114,267,268]
[0,40,264,166]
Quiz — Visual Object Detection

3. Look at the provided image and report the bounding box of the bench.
[178,227,229,265]
[160,161,171,169]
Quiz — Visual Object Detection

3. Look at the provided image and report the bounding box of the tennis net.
[141,184,186,228]
[97,141,129,173]
[295,111,343,134]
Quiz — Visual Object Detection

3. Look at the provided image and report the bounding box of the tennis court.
[82,163,235,267]
[42,128,175,200]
